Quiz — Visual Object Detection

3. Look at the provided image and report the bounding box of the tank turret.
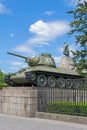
[7,52,56,67]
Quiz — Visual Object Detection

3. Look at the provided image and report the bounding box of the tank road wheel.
[37,74,47,87]
[73,79,80,89]
[66,78,72,89]
[79,79,84,87]
[31,72,36,81]
[48,76,56,87]
[57,77,65,88]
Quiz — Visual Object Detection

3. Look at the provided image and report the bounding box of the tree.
[0,70,7,87]
[68,0,87,77]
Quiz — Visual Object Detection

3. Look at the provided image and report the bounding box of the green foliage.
[47,102,87,116]
[67,0,87,77]
[0,70,8,89]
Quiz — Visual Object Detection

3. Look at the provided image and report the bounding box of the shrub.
[0,70,8,89]
[47,102,87,116]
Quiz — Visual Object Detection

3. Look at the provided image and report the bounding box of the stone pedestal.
[0,87,38,117]
[60,56,74,70]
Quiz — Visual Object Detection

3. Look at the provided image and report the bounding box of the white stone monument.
[60,56,74,70]
[60,42,74,70]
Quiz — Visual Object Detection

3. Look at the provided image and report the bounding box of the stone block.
[16,97,22,104]
[78,116,87,124]
[0,90,3,96]
[27,97,37,105]
[3,90,13,96]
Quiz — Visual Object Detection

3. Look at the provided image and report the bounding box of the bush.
[0,70,8,89]
[0,84,8,89]
[47,102,87,116]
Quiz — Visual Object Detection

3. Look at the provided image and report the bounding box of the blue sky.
[0,0,85,73]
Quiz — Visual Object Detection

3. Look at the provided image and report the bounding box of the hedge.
[0,84,8,89]
[47,102,87,116]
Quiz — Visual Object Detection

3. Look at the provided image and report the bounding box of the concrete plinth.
[0,87,38,117]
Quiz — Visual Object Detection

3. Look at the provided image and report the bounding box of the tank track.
[25,71,85,89]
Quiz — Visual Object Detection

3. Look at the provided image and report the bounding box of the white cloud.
[10,66,22,71]
[66,0,87,6]
[54,56,61,64]
[14,20,69,53]
[43,11,55,16]
[30,20,69,38]
[67,0,77,6]
[29,20,69,45]
[0,3,11,14]
[10,66,18,70]
[1,70,7,73]
[10,61,23,66]
[57,46,63,54]
[10,64,28,71]
[14,44,36,55]
[8,61,28,71]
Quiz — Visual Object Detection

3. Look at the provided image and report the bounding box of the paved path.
[0,114,87,130]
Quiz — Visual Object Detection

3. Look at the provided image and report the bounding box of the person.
[63,42,69,57]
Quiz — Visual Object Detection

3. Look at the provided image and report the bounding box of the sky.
[0,0,86,73]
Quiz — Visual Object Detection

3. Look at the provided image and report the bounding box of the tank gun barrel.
[7,52,27,59]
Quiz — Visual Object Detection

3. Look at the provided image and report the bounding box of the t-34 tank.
[5,52,83,88]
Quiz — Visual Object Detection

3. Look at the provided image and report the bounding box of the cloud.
[43,11,55,16]
[65,0,87,6]
[1,70,7,73]
[14,44,35,54]
[66,0,77,6]
[8,61,28,71]
[29,20,69,45]
[30,20,69,38]
[10,66,24,71]
[57,46,63,54]
[14,20,69,53]
[53,56,61,64]
[0,2,11,14]
[10,66,19,70]
[10,61,23,66]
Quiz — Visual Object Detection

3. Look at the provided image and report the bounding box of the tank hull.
[5,66,83,88]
